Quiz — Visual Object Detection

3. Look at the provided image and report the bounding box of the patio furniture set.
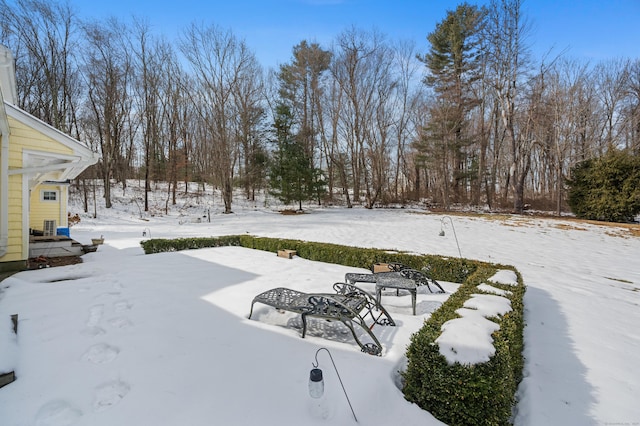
[248,262,445,356]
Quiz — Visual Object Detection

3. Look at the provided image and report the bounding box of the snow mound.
[477,283,512,296]
[488,269,518,286]
[436,311,500,365]
[436,293,512,365]
[463,294,512,317]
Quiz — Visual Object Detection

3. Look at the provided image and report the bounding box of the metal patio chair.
[248,282,395,356]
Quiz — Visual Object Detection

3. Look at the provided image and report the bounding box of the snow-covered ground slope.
[1,183,638,425]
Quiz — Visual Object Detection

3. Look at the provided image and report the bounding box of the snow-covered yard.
[1,192,639,425]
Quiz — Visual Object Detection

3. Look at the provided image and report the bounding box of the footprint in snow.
[34,400,82,426]
[108,316,133,329]
[81,326,106,337]
[113,280,124,290]
[93,380,131,412]
[86,304,104,327]
[94,291,121,300]
[82,343,119,364]
[113,299,132,313]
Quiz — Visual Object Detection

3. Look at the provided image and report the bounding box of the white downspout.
[0,95,9,257]
[0,45,15,257]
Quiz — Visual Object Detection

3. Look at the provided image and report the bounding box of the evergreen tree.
[416,3,486,206]
[269,103,326,210]
[278,41,331,204]
[567,149,640,222]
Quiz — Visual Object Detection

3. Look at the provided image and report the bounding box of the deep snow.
[1,187,639,425]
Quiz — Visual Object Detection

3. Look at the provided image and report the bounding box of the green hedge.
[140,235,242,253]
[140,235,525,425]
[402,266,525,425]
[141,235,479,283]
[237,235,479,284]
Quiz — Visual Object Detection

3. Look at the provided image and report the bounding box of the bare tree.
[80,18,133,209]
[485,0,533,213]
[180,23,260,213]
[539,58,592,215]
[131,19,167,211]
[0,0,82,135]
[593,58,630,152]
[159,47,192,204]
[626,59,640,152]
[319,72,352,206]
[233,52,267,202]
[331,27,396,208]
[390,40,423,202]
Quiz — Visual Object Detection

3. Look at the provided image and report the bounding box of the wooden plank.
[277,249,296,259]
[372,263,391,273]
[0,371,15,389]
[29,240,84,258]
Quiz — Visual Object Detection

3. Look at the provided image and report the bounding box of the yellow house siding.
[2,116,26,262]
[30,184,66,231]
[8,119,21,167]
[8,116,74,157]
[8,116,73,242]
[2,116,75,263]
[2,170,23,262]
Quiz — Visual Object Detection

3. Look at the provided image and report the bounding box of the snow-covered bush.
[402,266,525,425]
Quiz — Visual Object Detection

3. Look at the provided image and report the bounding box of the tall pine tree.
[416,3,485,207]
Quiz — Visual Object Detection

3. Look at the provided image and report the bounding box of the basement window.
[41,190,58,202]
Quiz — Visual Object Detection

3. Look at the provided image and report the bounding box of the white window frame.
[41,189,59,202]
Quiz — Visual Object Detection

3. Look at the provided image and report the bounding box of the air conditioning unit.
[43,220,56,236]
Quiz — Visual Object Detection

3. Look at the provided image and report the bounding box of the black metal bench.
[248,283,395,356]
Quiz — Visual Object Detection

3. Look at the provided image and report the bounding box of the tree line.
[1,0,638,215]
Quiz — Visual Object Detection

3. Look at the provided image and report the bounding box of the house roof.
[5,101,99,167]
[0,45,100,185]
[5,101,100,185]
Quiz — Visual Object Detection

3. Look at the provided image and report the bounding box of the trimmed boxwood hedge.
[140,235,525,425]
[402,265,525,425]
[140,235,243,253]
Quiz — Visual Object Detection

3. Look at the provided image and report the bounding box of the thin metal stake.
[440,216,462,258]
[313,347,358,423]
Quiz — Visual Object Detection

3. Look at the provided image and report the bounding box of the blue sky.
[69,0,640,69]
